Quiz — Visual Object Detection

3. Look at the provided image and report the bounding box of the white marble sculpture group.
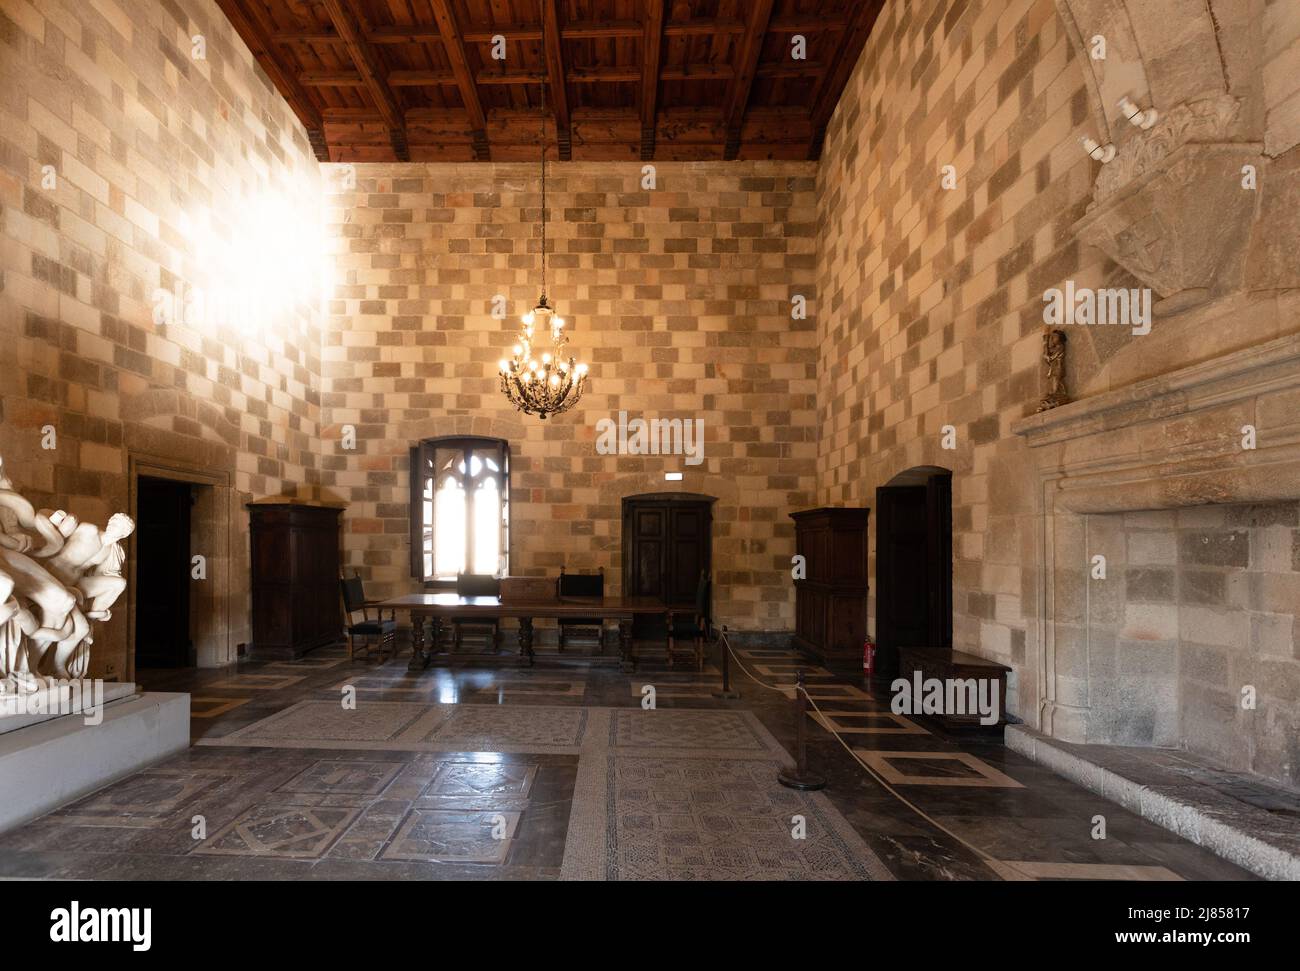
[0,455,133,696]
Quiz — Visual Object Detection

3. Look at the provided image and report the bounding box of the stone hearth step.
[1008,725,1300,881]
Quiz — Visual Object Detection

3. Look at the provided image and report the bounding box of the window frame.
[409,436,511,587]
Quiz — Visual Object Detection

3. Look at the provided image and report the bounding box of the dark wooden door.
[875,474,953,677]
[623,497,711,637]
[135,477,192,668]
[925,473,954,649]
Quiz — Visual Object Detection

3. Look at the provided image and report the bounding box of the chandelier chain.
[496,7,587,421]
[540,10,547,298]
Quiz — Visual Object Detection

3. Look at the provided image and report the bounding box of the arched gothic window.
[409,437,510,583]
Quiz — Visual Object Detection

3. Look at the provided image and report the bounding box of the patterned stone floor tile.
[276,760,405,796]
[811,710,928,735]
[54,769,234,827]
[205,674,306,691]
[607,708,777,755]
[563,754,893,881]
[192,804,361,859]
[190,696,252,718]
[380,809,521,864]
[856,750,1025,788]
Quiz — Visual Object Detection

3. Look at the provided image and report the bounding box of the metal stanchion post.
[711,625,740,699]
[777,669,827,791]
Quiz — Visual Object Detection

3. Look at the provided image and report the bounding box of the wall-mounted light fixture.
[1117,96,1158,130]
[1080,136,1116,163]
[664,472,683,482]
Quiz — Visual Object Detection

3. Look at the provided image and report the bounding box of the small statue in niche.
[1036,327,1070,412]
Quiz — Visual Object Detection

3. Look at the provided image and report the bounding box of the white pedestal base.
[0,691,190,833]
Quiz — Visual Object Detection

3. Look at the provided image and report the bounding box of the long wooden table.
[373,593,675,672]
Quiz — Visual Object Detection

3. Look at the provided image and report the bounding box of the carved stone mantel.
[1073,139,1264,312]
[1012,332,1300,503]
[1011,334,1300,742]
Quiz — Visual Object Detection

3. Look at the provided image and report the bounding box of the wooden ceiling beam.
[319,0,408,160]
[768,15,848,33]
[807,0,885,158]
[300,70,364,86]
[640,0,666,160]
[540,1,572,160]
[215,0,329,160]
[302,60,824,89]
[723,0,775,160]
[271,17,840,46]
[302,61,827,88]
[224,1,881,163]
[472,70,546,85]
[429,0,491,160]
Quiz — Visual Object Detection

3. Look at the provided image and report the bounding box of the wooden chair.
[666,570,711,669]
[556,566,604,652]
[339,573,397,662]
[453,573,500,651]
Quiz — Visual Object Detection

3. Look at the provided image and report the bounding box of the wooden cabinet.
[790,507,869,672]
[249,502,343,659]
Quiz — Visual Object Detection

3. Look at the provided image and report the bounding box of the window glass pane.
[415,439,508,582]
[473,478,500,575]
[434,476,465,578]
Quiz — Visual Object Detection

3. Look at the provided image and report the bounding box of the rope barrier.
[717,628,1031,882]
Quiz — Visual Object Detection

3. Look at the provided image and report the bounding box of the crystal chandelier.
[498,16,588,420]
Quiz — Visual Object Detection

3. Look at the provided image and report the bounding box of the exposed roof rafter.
[319,0,408,161]
[429,0,490,160]
[218,1,880,162]
[640,0,667,161]
[539,1,572,160]
[723,0,776,161]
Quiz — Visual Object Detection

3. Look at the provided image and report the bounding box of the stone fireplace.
[1013,333,1300,790]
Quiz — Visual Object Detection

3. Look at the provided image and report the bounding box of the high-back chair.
[666,570,712,669]
[556,566,604,652]
[453,573,500,651]
[340,573,397,662]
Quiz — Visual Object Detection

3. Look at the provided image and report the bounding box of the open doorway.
[875,467,953,679]
[134,476,195,669]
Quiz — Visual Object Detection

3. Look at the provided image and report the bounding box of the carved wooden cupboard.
[790,507,869,672]
[249,502,343,659]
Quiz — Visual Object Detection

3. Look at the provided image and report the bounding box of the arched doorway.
[875,467,952,678]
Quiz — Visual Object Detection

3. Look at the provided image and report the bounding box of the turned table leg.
[425,616,440,668]
[517,616,534,666]
[619,618,634,673]
[407,614,425,671]
[665,609,675,668]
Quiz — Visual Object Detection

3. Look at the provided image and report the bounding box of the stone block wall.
[814,0,1300,722]
[1087,503,1300,787]
[321,161,820,631]
[1263,0,1300,156]
[815,0,1106,715]
[0,0,324,678]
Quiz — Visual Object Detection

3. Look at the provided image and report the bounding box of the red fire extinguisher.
[863,636,876,678]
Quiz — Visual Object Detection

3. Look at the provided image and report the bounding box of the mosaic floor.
[0,640,1256,881]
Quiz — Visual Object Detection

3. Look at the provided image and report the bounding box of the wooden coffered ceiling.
[215,0,884,163]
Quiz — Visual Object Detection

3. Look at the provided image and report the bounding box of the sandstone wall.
[0,0,324,677]
[322,161,820,631]
[815,0,1300,721]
